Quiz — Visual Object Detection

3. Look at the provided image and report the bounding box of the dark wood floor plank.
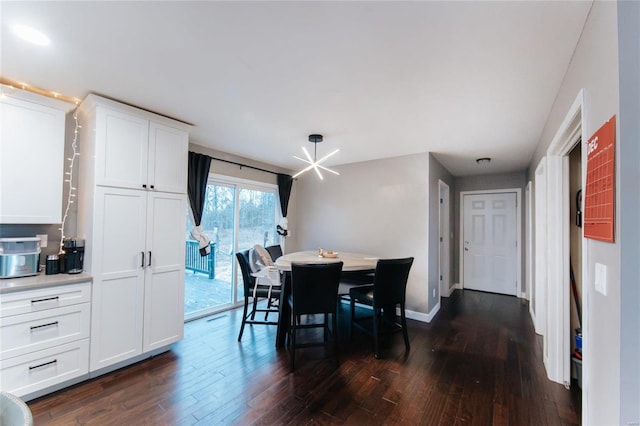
[27,289,581,425]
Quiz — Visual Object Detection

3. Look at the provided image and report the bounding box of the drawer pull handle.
[31,296,59,304]
[29,359,57,371]
[30,321,59,331]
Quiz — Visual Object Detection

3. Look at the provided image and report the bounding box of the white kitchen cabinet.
[77,95,190,373]
[143,192,187,352]
[0,282,91,399]
[88,187,146,370]
[0,85,75,223]
[87,187,186,370]
[89,96,188,193]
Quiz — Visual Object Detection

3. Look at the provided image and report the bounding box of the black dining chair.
[338,270,375,300]
[265,244,283,261]
[349,257,414,359]
[288,261,343,372]
[236,249,281,341]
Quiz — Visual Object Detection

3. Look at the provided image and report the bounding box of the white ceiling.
[1,1,592,176]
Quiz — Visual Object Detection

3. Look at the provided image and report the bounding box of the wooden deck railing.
[185,240,216,279]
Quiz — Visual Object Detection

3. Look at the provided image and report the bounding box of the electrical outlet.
[36,234,48,248]
[433,288,436,298]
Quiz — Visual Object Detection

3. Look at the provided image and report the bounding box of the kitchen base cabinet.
[88,187,145,371]
[143,192,186,352]
[0,281,92,400]
[0,304,91,360]
[90,275,144,370]
[0,339,90,398]
[87,187,186,371]
[144,268,184,352]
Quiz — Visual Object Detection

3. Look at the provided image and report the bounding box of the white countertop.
[0,272,92,294]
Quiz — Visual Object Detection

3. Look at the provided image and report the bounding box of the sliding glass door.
[237,186,278,301]
[185,176,279,320]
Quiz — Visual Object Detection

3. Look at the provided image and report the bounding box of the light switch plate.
[595,263,607,296]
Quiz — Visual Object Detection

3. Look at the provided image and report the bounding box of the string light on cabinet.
[59,113,81,254]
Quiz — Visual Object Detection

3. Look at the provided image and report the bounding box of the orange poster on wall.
[584,115,616,242]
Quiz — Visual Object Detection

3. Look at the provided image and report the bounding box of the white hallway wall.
[528,1,621,424]
[617,0,640,423]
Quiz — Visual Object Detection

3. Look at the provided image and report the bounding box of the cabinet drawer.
[0,282,91,318]
[0,339,89,397]
[1,304,90,360]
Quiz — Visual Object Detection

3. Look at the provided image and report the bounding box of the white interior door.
[463,192,517,296]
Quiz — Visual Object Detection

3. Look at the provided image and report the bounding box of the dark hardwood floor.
[28,290,581,425]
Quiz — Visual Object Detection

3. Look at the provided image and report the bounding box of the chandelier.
[292,134,339,180]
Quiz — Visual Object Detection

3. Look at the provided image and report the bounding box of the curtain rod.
[209,156,282,176]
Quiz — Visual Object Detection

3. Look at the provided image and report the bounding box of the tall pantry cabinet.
[77,95,190,372]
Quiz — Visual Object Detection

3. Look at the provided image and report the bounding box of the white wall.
[291,153,431,314]
[528,2,621,423]
[617,0,640,423]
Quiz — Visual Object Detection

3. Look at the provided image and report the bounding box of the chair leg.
[350,298,356,337]
[237,299,249,341]
[250,296,258,320]
[324,313,329,342]
[373,306,381,359]
[332,312,339,367]
[400,302,410,352]
[290,311,297,372]
[264,296,274,321]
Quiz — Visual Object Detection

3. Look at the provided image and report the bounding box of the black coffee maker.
[63,238,85,274]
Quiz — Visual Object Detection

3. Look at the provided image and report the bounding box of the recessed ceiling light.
[12,24,50,46]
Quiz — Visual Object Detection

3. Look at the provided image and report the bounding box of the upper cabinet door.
[95,107,149,190]
[0,96,67,224]
[147,122,188,194]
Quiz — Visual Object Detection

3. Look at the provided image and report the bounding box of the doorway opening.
[542,90,585,391]
[568,142,583,400]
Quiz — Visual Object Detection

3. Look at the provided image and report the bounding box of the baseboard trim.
[447,283,462,297]
[394,301,440,324]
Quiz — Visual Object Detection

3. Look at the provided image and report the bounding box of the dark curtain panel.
[277,174,293,217]
[277,174,293,236]
[187,152,212,226]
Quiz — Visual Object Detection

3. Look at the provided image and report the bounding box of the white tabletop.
[274,250,379,272]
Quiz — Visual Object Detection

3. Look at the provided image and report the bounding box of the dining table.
[273,250,379,348]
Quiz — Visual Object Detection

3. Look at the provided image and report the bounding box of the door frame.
[438,180,451,297]
[543,89,587,393]
[525,181,533,303]
[534,159,547,338]
[459,188,522,295]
